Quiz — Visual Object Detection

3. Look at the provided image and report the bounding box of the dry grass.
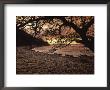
[16,46,94,74]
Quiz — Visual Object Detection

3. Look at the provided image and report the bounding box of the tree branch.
[83,18,94,32]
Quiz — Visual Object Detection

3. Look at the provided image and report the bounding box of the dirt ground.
[16,44,94,74]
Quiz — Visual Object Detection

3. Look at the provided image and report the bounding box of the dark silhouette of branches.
[16,16,94,52]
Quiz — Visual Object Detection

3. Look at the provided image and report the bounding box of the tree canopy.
[16,16,94,51]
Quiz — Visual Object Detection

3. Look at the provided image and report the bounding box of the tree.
[16,16,94,51]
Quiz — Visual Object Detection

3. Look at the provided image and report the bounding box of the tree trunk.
[79,31,94,52]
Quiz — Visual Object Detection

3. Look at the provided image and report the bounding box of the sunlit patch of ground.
[32,44,93,57]
[54,44,93,57]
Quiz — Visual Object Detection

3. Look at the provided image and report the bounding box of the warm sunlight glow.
[42,25,48,30]
[46,38,80,45]
[47,39,58,45]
